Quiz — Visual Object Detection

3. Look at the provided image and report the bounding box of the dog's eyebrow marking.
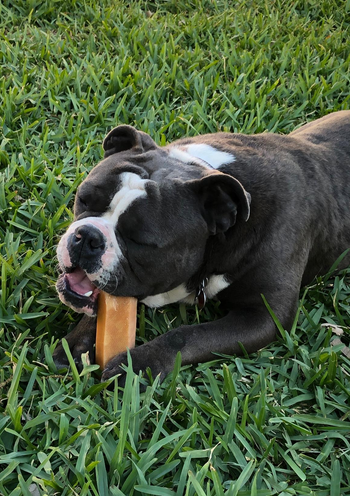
[103,172,149,225]
[185,144,235,169]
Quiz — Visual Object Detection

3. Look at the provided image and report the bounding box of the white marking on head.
[185,144,235,169]
[57,172,149,286]
[103,172,149,225]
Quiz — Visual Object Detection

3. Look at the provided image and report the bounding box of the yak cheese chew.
[96,292,137,369]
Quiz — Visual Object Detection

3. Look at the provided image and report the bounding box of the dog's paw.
[53,319,97,371]
[101,343,174,387]
[53,334,96,371]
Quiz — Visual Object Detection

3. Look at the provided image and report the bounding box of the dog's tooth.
[83,290,93,297]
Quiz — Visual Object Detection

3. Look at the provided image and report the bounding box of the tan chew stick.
[96,292,137,369]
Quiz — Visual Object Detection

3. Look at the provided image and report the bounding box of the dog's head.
[56,126,251,315]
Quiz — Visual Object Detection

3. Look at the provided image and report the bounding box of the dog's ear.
[103,125,157,158]
[191,172,251,235]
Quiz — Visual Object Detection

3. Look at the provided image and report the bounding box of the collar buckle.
[196,278,208,310]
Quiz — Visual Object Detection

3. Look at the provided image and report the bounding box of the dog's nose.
[68,225,106,264]
[74,225,105,249]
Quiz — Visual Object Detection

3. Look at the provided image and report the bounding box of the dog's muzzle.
[56,219,120,315]
[67,224,107,273]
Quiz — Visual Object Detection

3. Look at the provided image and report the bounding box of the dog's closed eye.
[126,236,158,249]
[79,196,88,208]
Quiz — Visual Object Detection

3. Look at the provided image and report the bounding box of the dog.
[53,111,350,384]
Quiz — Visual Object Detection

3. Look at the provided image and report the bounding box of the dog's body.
[54,111,350,382]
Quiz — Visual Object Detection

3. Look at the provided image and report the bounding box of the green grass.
[0,0,350,494]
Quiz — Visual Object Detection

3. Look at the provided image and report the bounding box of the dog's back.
[290,111,350,280]
[290,110,350,148]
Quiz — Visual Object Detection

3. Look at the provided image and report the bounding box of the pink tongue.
[66,268,96,295]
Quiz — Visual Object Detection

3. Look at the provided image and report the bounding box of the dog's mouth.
[57,267,100,312]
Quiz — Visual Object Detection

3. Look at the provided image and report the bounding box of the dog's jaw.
[56,271,100,315]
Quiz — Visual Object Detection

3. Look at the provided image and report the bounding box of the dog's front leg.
[53,315,97,370]
[101,306,281,385]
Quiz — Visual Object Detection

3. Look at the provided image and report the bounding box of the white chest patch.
[169,143,235,169]
[141,284,191,308]
[205,274,230,298]
[141,274,230,308]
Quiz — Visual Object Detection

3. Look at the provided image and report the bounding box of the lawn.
[0,0,350,494]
